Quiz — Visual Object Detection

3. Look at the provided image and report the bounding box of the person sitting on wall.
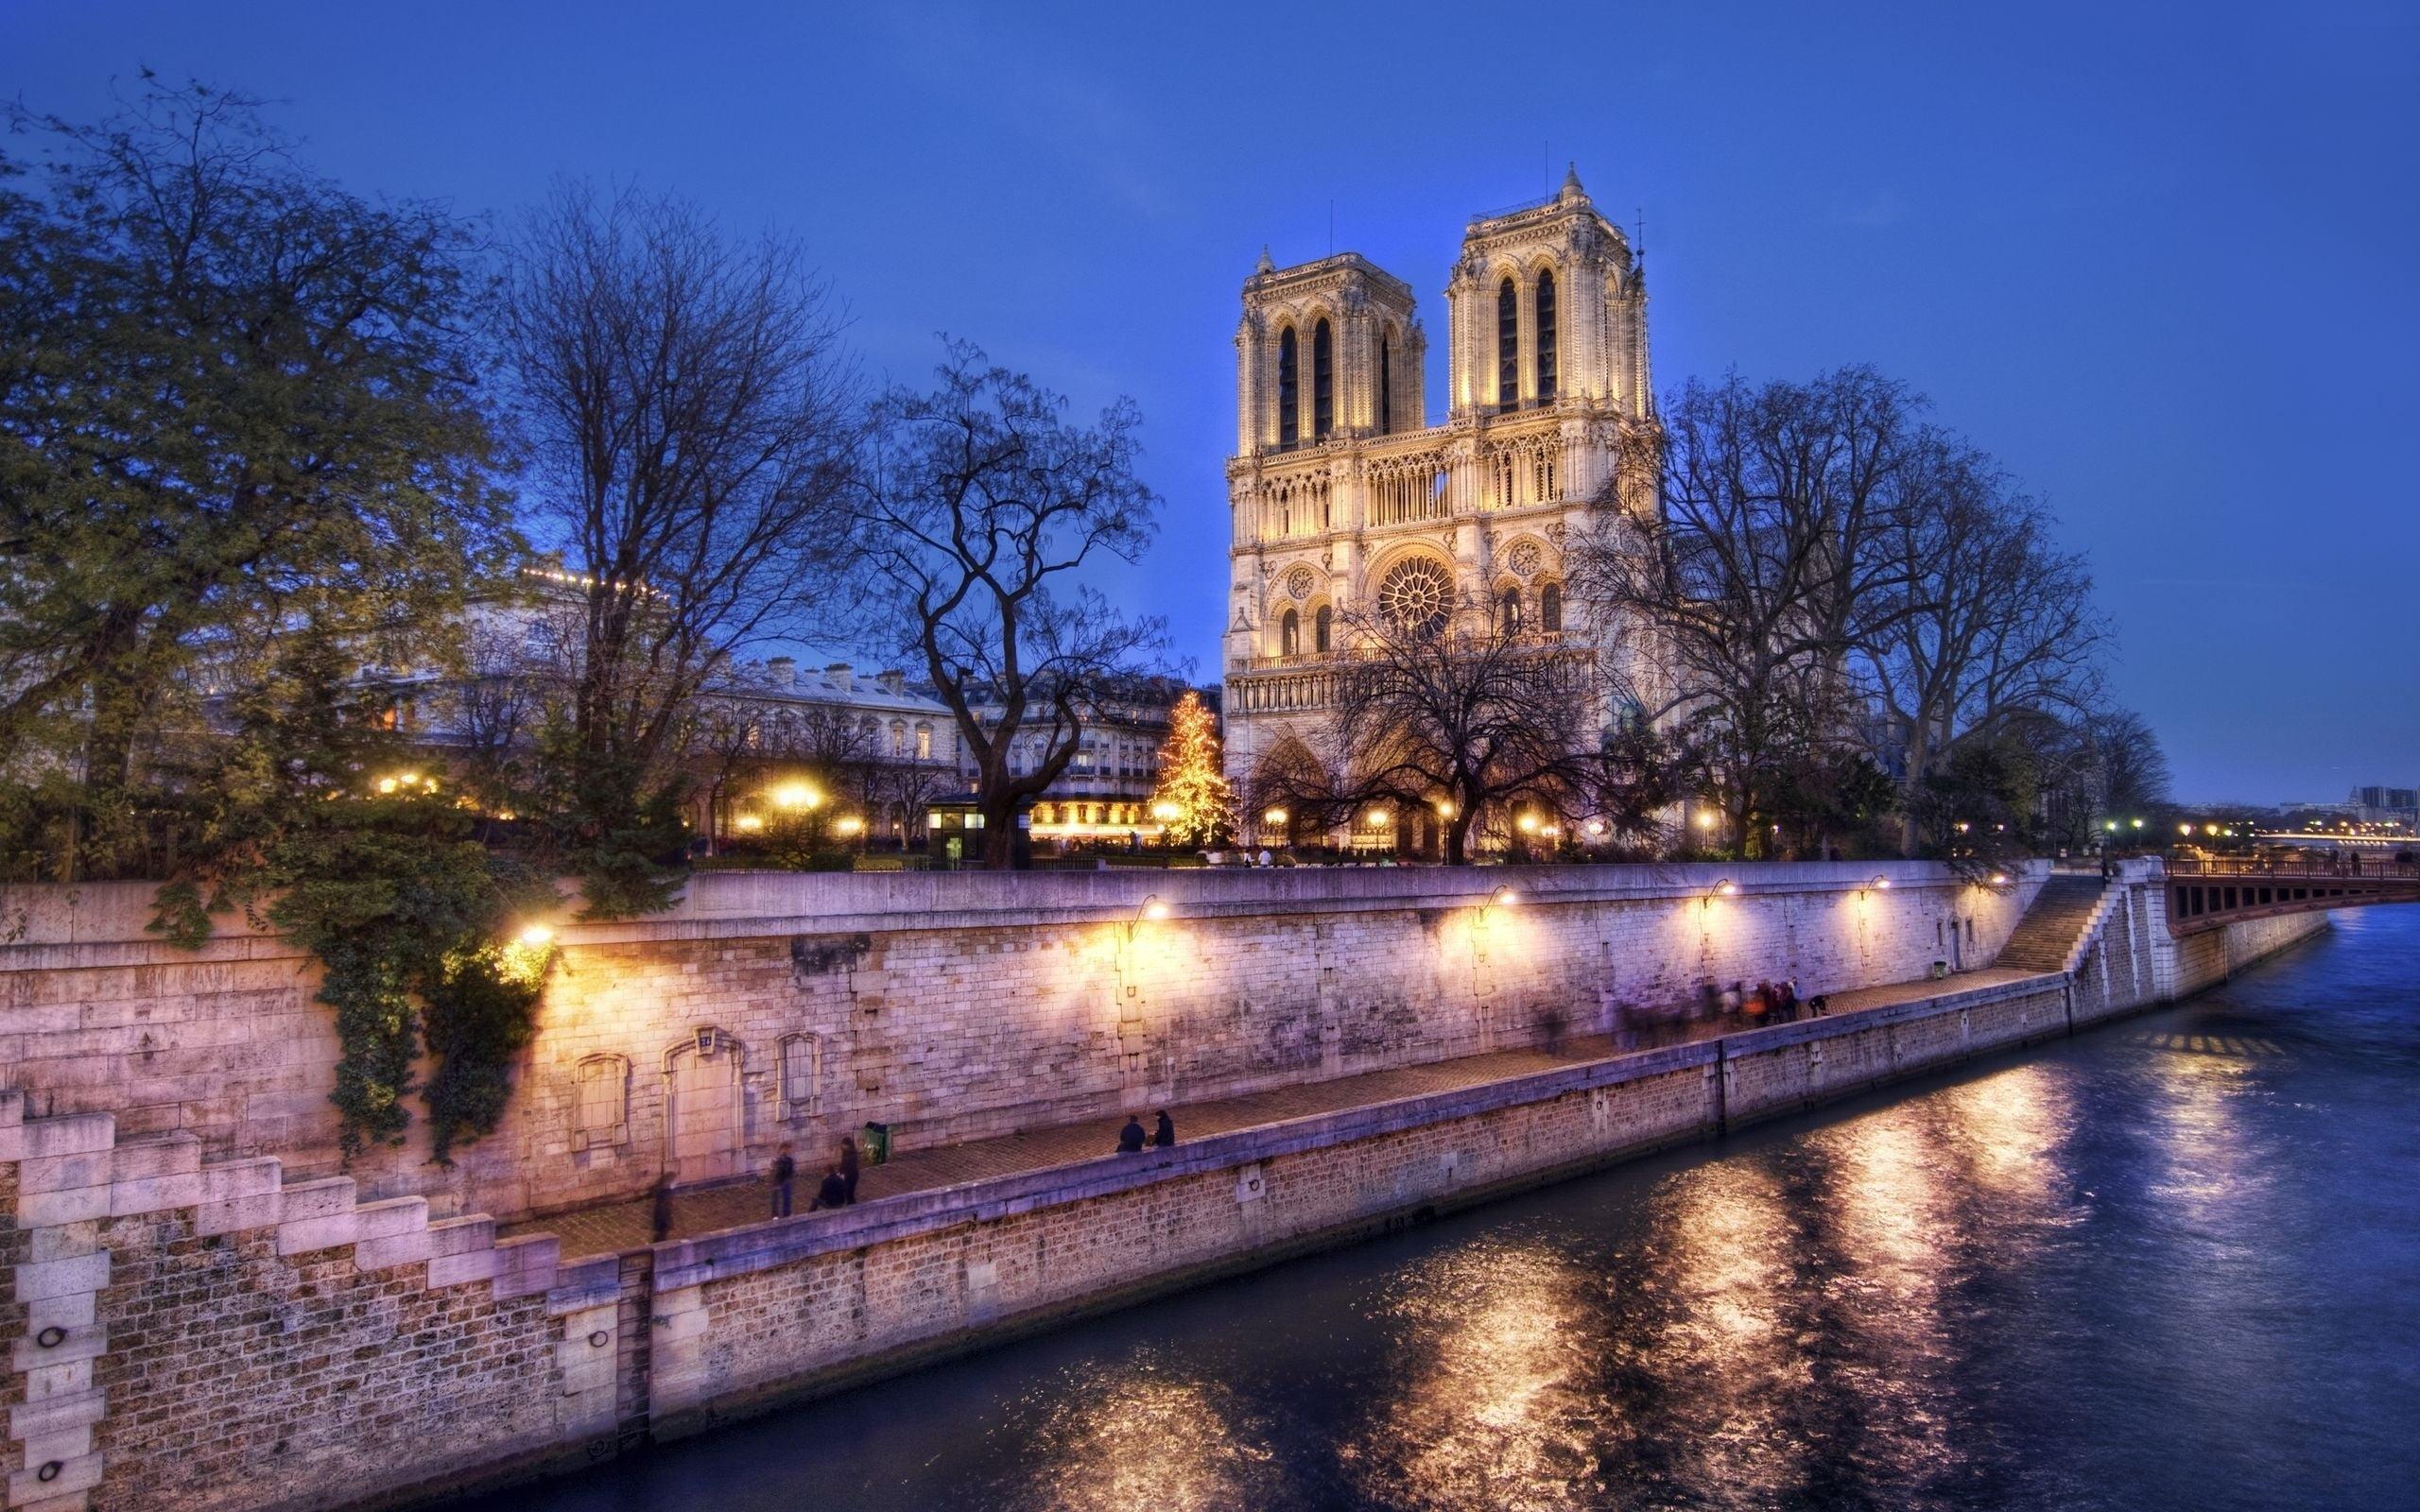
[809,1167,850,1211]
[838,1135,860,1204]
[1808,994,1830,1018]
[1152,1109,1176,1148]
[1116,1114,1148,1154]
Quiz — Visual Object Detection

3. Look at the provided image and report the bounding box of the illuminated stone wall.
[0,890,2330,1512]
[0,863,2045,1222]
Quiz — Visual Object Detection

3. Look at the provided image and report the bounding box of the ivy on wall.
[155,774,558,1162]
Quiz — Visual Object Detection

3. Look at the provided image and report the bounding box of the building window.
[572,1055,630,1152]
[1378,331,1393,433]
[777,1033,821,1120]
[915,723,932,760]
[1540,581,1563,632]
[1535,267,1558,402]
[1312,318,1334,438]
[1498,587,1522,634]
[1497,278,1519,408]
[1314,605,1332,654]
[889,720,907,757]
[1277,326,1299,447]
[1280,609,1300,657]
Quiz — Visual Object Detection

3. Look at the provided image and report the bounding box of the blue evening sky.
[8,1,2414,803]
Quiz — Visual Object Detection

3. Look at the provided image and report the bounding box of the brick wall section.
[0,863,2042,1224]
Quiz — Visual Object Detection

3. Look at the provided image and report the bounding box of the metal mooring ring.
[589,1330,610,1349]
[35,1327,65,1349]
[37,1462,61,1483]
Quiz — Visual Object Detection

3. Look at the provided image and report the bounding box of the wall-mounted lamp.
[516,923,555,949]
[1479,884,1519,921]
[1987,871,2011,886]
[1703,879,1739,908]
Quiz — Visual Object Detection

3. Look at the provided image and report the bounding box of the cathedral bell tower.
[1234,251,1426,455]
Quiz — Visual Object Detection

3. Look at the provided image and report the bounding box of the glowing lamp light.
[770,782,821,811]
[1489,885,1519,908]
[1432,798,1457,818]
[1988,872,2011,886]
[734,815,765,833]
[1363,808,1391,828]
[1694,810,1718,831]
[1137,895,1171,923]
[1262,807,1289,826]
[1713,880,1739,899]
[1150,800,1181,823]
[1870,875,1893,891]
[376,778,399,795]
[516,923,554,949]
[835,816,864,837]
[1585,818,1607,836]
[1516,814,1540,833]
[2180,822,2195,836]
[2105,820,2120,833]
[2131,817,2145,830]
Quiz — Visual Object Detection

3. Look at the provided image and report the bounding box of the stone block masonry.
[0,863,2042,1225]
[0,866,2328,1511]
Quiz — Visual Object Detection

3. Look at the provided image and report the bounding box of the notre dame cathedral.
[1220,166,1659,850]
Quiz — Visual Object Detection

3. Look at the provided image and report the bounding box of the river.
[452,908,2420,1511]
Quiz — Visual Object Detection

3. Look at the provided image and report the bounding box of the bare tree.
[1318,591,1594,864]
[1574,375,1885,856]
[856,343,1163,868]
[1860,451,2107,848]
[502,183,859,910]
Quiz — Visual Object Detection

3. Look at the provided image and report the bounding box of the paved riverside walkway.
[508,967,2041,1260]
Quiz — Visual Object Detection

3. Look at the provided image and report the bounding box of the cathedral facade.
[1220,167,1657,847]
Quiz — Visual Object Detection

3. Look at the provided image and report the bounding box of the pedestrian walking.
[1698,979,1722,1022]
[1151,1109,1177,1148]
[648,1172,676,1244]
[769,1143,797,1219]
[838,1135,860,1205]
[809,1167,849,1211]
[1116,1114,1147,1154]
[1720,981,1742,1017]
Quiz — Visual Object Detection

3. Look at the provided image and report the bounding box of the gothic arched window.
[1277,326,1300,447]
[1535,268,1558,402]
[1498,587,1522,634]
[1378,331,1394,433]
[1280,609,1300,657]
[1314,606,1332,653]
[1497,278,1519,408]
[1312,318,1334,438]
[1540,582,1563,632]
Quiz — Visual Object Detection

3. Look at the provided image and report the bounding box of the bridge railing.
[2167,854,2420,882]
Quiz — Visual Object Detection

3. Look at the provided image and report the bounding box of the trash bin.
[860,1122,890,1165]
[1929,959,1950,981]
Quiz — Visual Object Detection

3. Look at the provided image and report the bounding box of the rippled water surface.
[457,911,2420,1511]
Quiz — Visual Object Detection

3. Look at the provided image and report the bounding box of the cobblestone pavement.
[507,967,2044,1260]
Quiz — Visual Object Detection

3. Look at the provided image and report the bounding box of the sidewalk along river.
[442,907,2420,1512]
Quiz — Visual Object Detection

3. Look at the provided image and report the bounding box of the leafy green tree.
[0,77,513,879]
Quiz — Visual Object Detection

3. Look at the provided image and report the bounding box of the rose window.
[1376,558,1453,637]
[1506,541,1543,578]
[1285,565,1317,601]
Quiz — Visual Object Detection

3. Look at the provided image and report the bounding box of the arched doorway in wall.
[662,1027,749,1183]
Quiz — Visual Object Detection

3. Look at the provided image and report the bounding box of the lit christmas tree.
[1149,690,1235,849]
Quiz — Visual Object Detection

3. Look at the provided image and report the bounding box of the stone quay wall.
[0,862,2043,1225]
[0,866,2328,1512]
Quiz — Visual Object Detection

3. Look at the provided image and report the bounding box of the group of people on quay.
[1703,977,1826,1024]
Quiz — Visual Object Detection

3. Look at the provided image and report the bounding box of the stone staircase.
[1995,874,2109,973]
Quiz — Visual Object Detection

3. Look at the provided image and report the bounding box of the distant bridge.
[2163,856,2420,936]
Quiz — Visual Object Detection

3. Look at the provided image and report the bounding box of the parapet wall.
[0,863,2041,1224]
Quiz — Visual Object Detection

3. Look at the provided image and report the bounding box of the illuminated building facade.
[1219,167,1660,845]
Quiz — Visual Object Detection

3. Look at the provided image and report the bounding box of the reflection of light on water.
[1349,1240,1607,1511]
[1013,1372,1275,1512]
[1938,1063,2073,1206]
[1645,1160,1806,1503]
[2145,1030,2260,1222]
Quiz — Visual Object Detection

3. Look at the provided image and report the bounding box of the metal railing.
[2167,854,2420,881]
